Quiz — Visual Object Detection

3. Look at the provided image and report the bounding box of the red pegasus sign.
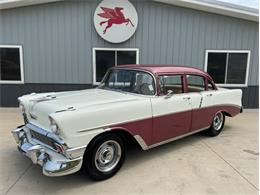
[97,7,134,34]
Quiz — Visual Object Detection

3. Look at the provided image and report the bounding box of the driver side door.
[151,74,192,144]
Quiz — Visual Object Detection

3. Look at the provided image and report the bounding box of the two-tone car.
[12,65,243,180]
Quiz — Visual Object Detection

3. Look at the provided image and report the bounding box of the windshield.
[98,69,156,95]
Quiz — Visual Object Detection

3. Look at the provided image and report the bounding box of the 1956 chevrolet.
[12,65,243,180]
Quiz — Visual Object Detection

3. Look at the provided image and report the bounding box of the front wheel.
[82,134,125,181]
[205,112,225,137]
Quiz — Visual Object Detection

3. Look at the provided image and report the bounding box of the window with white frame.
[93,48,139,84]
[205,50,250,86]
[0,45,24,83]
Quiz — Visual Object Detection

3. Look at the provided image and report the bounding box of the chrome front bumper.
[12,125,84,177]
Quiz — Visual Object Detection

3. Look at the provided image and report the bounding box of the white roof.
[0,0,258,22]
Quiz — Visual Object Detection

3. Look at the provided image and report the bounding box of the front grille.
[30,130,55,148]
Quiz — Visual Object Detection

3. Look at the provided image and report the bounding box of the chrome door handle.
[206,94,213,97]
[183,97,191,100]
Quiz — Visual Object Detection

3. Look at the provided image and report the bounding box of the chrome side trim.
[104,127,111,131]
[192,103,242,111]
[76,121,138,133]
[77,104,240,133]
[65,145,87,159]
[134,135,149,150]
[149,126,210,149]
[152,104,241,118]
[134,126,210,150]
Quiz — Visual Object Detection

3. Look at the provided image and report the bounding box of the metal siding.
[0,0,258,86]
[148,3,156,64]
[197,14,205,67]
[178,11,185,64]
[172,7,181,64]
[223,17,230,49]
[160,5,168,64]
[185,10,192,65]
[190,13,199,66]
[155,4,162,64]
[166,8,174,64]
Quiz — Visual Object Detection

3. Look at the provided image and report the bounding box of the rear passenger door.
[186,75,215,131]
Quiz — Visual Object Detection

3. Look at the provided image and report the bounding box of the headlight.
[19,103,28,124]
[49,117,60,135]
[19,103,25,113]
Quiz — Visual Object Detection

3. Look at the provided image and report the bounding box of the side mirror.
[164,90,174,99]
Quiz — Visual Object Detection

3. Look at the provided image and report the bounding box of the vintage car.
[12,65,243,180]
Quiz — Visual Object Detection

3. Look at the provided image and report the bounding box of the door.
[186,75,214,131]
[151,75,192,144]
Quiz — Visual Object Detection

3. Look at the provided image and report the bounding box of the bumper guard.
[12,125,84,176]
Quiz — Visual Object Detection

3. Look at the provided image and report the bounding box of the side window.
[187,75,205,92]
[159,75,184,95]
[207,80,215,91]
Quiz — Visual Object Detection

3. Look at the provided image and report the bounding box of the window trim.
[100,68,156,96]
[0,45,24,84]
[204,50,250,87]
[185,74,206,93]
[158,74,185,96]
[206,79,217,91]
[92,48,139,85]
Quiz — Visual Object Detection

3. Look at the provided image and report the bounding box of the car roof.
[114,64,212,79]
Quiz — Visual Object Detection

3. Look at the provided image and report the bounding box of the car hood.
[19,88,141,131]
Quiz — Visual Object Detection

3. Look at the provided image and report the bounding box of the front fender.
[50,98,152,148]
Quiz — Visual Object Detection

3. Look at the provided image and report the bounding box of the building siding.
[0,0,258,108]
[0,0,258,84]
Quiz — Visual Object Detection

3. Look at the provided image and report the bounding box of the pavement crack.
[4,163,32,195]
[201,139,259,191]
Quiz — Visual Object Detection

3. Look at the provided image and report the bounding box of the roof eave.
[0,0,62,10]
[0,0,258,22]
[154,0,259,22]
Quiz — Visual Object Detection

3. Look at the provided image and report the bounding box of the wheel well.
[86,129,142,151]
[222,111,231,117]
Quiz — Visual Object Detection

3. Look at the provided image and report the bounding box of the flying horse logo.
[97,7,134,34]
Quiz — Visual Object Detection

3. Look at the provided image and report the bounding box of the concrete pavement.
[0,108,258,195]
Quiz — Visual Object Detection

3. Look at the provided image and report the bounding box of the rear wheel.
[82,134,125,181]
[205,112,225,137]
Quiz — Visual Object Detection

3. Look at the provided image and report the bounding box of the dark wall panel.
[0,84,93,107]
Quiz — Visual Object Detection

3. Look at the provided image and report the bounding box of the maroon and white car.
[12,65,243,180]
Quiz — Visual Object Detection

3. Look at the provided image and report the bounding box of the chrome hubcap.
[213,112,224,131]
[94,140,121,172]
